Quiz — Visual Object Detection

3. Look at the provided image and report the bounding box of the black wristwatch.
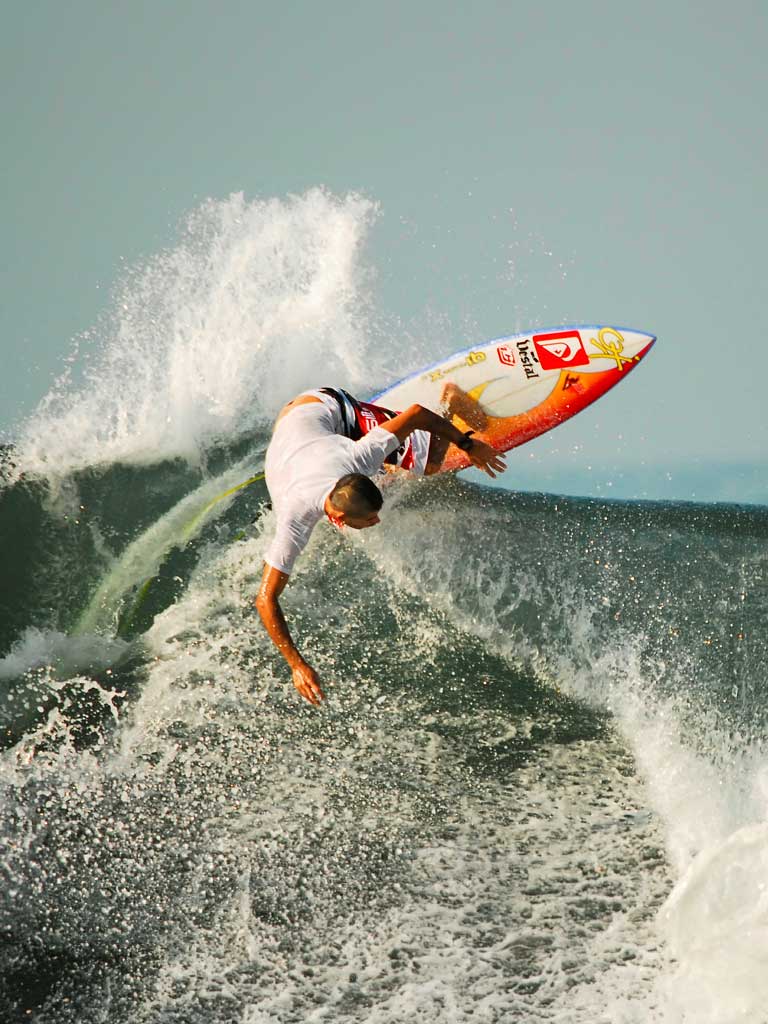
[456,430,475,452]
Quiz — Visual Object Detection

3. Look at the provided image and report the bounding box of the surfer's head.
[325,474,383,530]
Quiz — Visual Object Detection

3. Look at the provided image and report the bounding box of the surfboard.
[372,324,655,472]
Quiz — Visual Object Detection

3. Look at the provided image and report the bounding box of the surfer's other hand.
[467,440,507,479]
[291,661,325,706]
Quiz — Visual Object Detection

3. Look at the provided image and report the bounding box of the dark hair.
[329,474,383,516]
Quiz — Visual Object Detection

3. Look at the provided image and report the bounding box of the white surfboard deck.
[372,324,655,472]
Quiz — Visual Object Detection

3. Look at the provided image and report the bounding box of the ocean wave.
[2,189,767,1022]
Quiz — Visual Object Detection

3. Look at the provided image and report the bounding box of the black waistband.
[318,387,362,440]
[318,388,402,466]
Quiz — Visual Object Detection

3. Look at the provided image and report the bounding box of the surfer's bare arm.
[380,404,506,478]
[255,564,325,706]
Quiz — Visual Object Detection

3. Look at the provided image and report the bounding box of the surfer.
[255,387,504,705]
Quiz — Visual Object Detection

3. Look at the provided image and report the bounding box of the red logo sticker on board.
[496,343,516,367]
[532,330,589,370]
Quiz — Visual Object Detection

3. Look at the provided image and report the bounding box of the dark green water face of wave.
[2,449,766,747]
[1,450,767,1022]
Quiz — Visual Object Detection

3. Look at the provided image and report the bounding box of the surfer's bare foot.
[440,382,488,431]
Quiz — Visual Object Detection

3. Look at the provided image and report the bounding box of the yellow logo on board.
[588,328,638,371]
[425,351,486,383]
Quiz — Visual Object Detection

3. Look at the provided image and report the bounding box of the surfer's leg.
[424,433,451,475]
[424,384,489,475]
[440,382,488,431]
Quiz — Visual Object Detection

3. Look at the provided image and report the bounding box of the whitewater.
[1,189,767,1023]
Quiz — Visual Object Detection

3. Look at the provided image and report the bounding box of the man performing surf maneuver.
[254,325,657,706]
[255,386,505,706]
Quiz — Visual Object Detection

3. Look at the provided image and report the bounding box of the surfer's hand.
[291,662,325,706]
[467,440,507,479]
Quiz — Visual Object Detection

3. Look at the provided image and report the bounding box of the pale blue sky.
[2,1,766,500]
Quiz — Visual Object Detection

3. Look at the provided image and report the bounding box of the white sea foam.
[659,823,768,1022]
[13,189,383,478]
[0,626,128,682]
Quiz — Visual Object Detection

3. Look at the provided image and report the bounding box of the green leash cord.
[118,576,155,637]
[117,470,266,637]
[178,471,265,543]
